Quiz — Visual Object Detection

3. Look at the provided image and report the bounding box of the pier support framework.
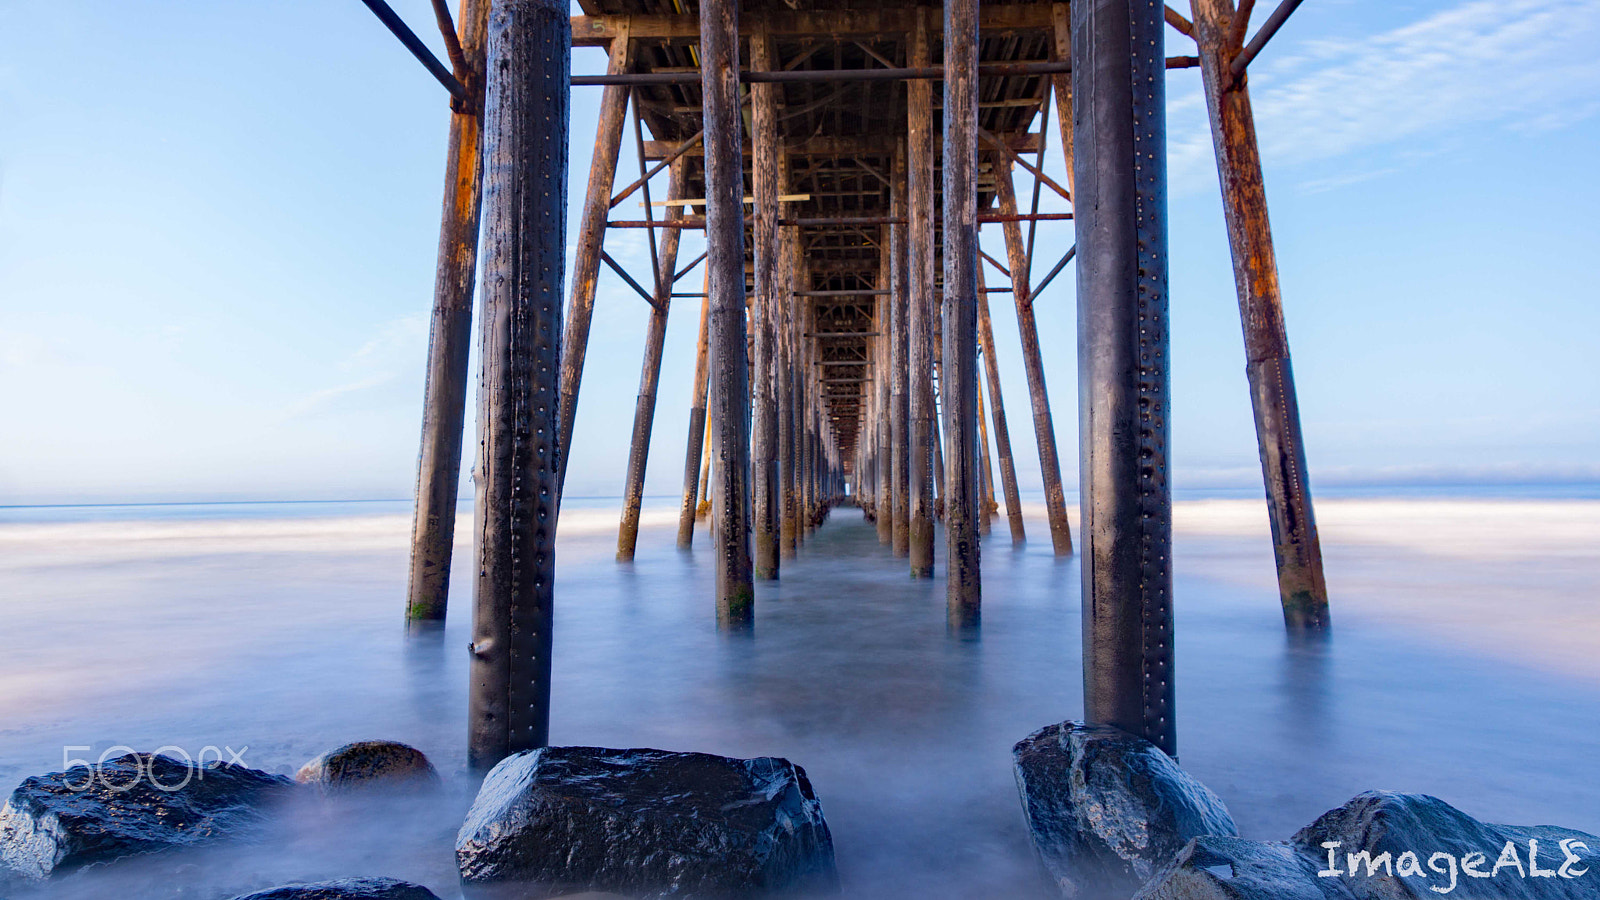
[373,0,1327,770]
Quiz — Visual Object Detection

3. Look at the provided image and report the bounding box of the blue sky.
[1,0,1596,504]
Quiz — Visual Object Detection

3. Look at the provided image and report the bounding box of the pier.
[360,0,1325,770]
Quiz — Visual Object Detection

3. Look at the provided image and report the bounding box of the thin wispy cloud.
[1169,0,1600,188]
[275,314,427,421]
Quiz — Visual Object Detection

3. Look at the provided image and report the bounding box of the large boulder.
[230,877,442,900]
[296,741,439,794]
[0,753,295,882]
[0,746,297,877]
[1136,792,1600,900]
[1013,721,1239,899]
[456,746,839,898]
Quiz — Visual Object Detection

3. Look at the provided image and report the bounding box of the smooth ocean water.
[1,495,1598,898]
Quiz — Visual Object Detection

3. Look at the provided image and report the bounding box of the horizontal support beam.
[572,7,1057,47]
[644,133,1041,159]
[607,212,1071,229]
[806,332,881,338]
[575,60,1073,86]
[649,193,810,208]
[795,289,889,297]
[574,57,1200,86]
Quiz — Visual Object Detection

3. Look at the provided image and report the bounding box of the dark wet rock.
[230,877,442,900]
[296,741,439,793]
[456,746,839,898]
[0,753,294,881]
[1135,792,1600,900]
[1013,721,1239,899]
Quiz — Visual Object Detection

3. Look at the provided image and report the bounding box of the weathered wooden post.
[907,12,937,578]
[676,288,712,547]
[800,326,815,536]
[976,374,995,535]
[780,241,800,558]
[994,161,1073,556]
[616,163,686,561]
[977,269,1026,543]
[932,367,947,515]
[944,0,982,629]
[1191,0,1329,630]
[751,31,782,580]
[553,24,630,501]
[406,0,489,626]
[890,146,912,557]
[876,234,894,545]
[468,0,568,770]
[1074,0,1176,757]
[702,0,753,626]
[1050,3,1077,195]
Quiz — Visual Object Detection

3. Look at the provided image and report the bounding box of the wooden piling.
[994,161,1073,556]
[976,272,1026,543]
[1073,0,1176,758]
[876,235,894,545]
[701,0,754,626]
[616,162,686,561]
[468,0,568,770]
[405,0,488,626]
[1049,3,1077,196]
[940,5,979,614]
[676,287,712,547]
[889,146,912,557]
[1191,0,1329,630]
[751,31,782,580]
[554,28,630,501]
[780,240,800,558]
[907,13,936,579]
[976,372,995,536]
